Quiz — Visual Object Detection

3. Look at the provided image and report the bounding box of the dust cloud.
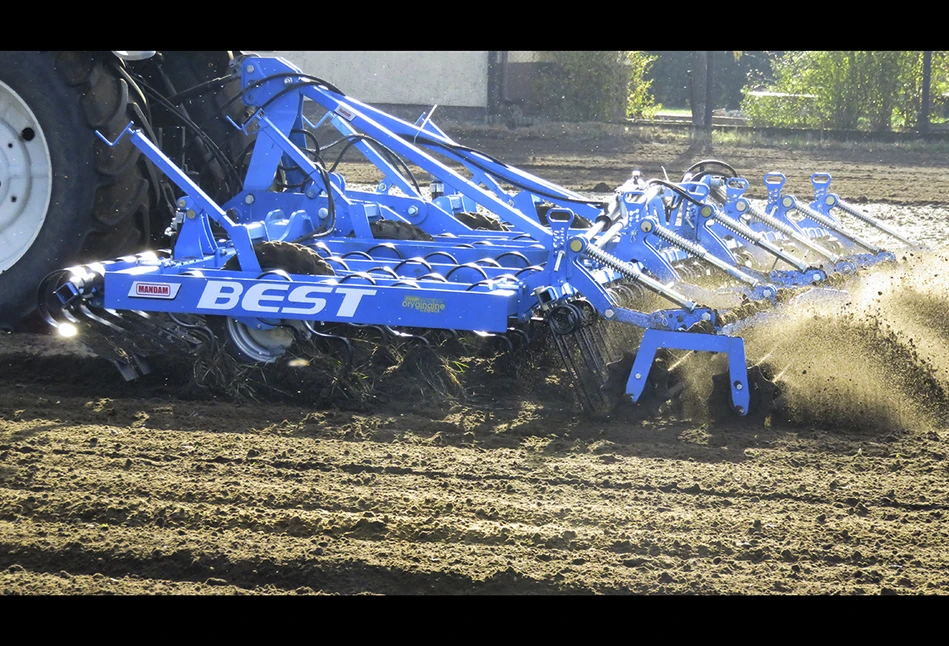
[732,251,949,431]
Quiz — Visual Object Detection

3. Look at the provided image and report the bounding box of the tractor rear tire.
[131,51,251,203]
[0,51,151,330]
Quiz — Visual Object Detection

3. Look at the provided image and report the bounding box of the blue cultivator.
[38,55,920,418]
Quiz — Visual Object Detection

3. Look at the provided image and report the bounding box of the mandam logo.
[196,280,376,317]
[129,282,181,299]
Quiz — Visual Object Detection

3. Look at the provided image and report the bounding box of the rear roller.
[709,363,781,423]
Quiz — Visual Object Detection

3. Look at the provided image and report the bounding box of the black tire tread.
[53,51,152,252]
[136,51,249,202]
[0,51,151,329]
[369,220,434,241]
[223,240,335,275]
[455,211,509,231]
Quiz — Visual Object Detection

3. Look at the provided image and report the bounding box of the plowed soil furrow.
[3,389,949,594]
[4,127,949,594]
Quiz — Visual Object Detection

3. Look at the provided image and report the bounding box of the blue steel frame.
[49,55,916,417]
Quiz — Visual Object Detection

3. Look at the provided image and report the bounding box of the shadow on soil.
[0,344,912,468]
[0,543,592,595]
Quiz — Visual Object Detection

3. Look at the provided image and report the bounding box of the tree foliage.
[645,51,780,110]
[533,51,657,122]
[741,51,949,131]
[625,51,659,119]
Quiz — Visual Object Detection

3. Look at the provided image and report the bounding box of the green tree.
[646,51,781,110]
[742,51,949,131]
[625,51,658,119]
[533,51,657,122]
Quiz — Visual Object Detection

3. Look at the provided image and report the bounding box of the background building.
[270,51,547,122]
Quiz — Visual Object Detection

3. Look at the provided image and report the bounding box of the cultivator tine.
[809,173,920,248]
[167,313,216,344]
[648,221,773,295]
[743,200,843,263]
[423,328,466,355]
[303,322,355,371]
[471,330,514,353]
[715,213,810,272]
[350,324,391,343]
[708,187,813,272]
[607,283,646,310]
[385,326,432,347]
[505,326,531,349]
[787,198,882,253]
[833,199,918,247]
[761,172,901,270]
[581,244,698,311]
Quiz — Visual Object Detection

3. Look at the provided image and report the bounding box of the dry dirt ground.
[3,124,949,595]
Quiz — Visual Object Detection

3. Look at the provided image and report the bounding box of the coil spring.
[650,225,707,258]
[582,244,644,280]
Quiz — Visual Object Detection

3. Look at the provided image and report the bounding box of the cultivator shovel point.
[38,55,921,420]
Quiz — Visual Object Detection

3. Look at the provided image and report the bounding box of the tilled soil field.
[3,124,949,595]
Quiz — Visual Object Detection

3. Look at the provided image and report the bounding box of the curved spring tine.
[446,263,489,282]
[167,313,217,347]
[368,265,401,279]
[325,256,351,271]
[424,251,458,264]
[393,257,434,275]
[303,320,355,371]
[367,242,404,260]
[506,326,531,348]
[349,323,390,342]
[342,250,374,260]
[473,329,514,352]
[494,251,531,268]
[338,272,378,285]
[385,326,431,347]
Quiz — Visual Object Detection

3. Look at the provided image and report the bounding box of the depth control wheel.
[224,316,297,363]
[709,363,781,422]
[217,241,336,364]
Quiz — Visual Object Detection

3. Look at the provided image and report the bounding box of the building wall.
[270,51,490,108]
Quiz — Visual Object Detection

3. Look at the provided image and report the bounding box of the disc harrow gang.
[39,55,922,419]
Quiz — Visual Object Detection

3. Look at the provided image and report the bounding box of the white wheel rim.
[0,79,52,273]
[226,317,295,363]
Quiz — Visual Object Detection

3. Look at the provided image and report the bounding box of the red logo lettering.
[137,284,170,296]
[129,281,179,299]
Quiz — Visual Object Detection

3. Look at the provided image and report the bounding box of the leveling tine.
[810,173,920,248]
